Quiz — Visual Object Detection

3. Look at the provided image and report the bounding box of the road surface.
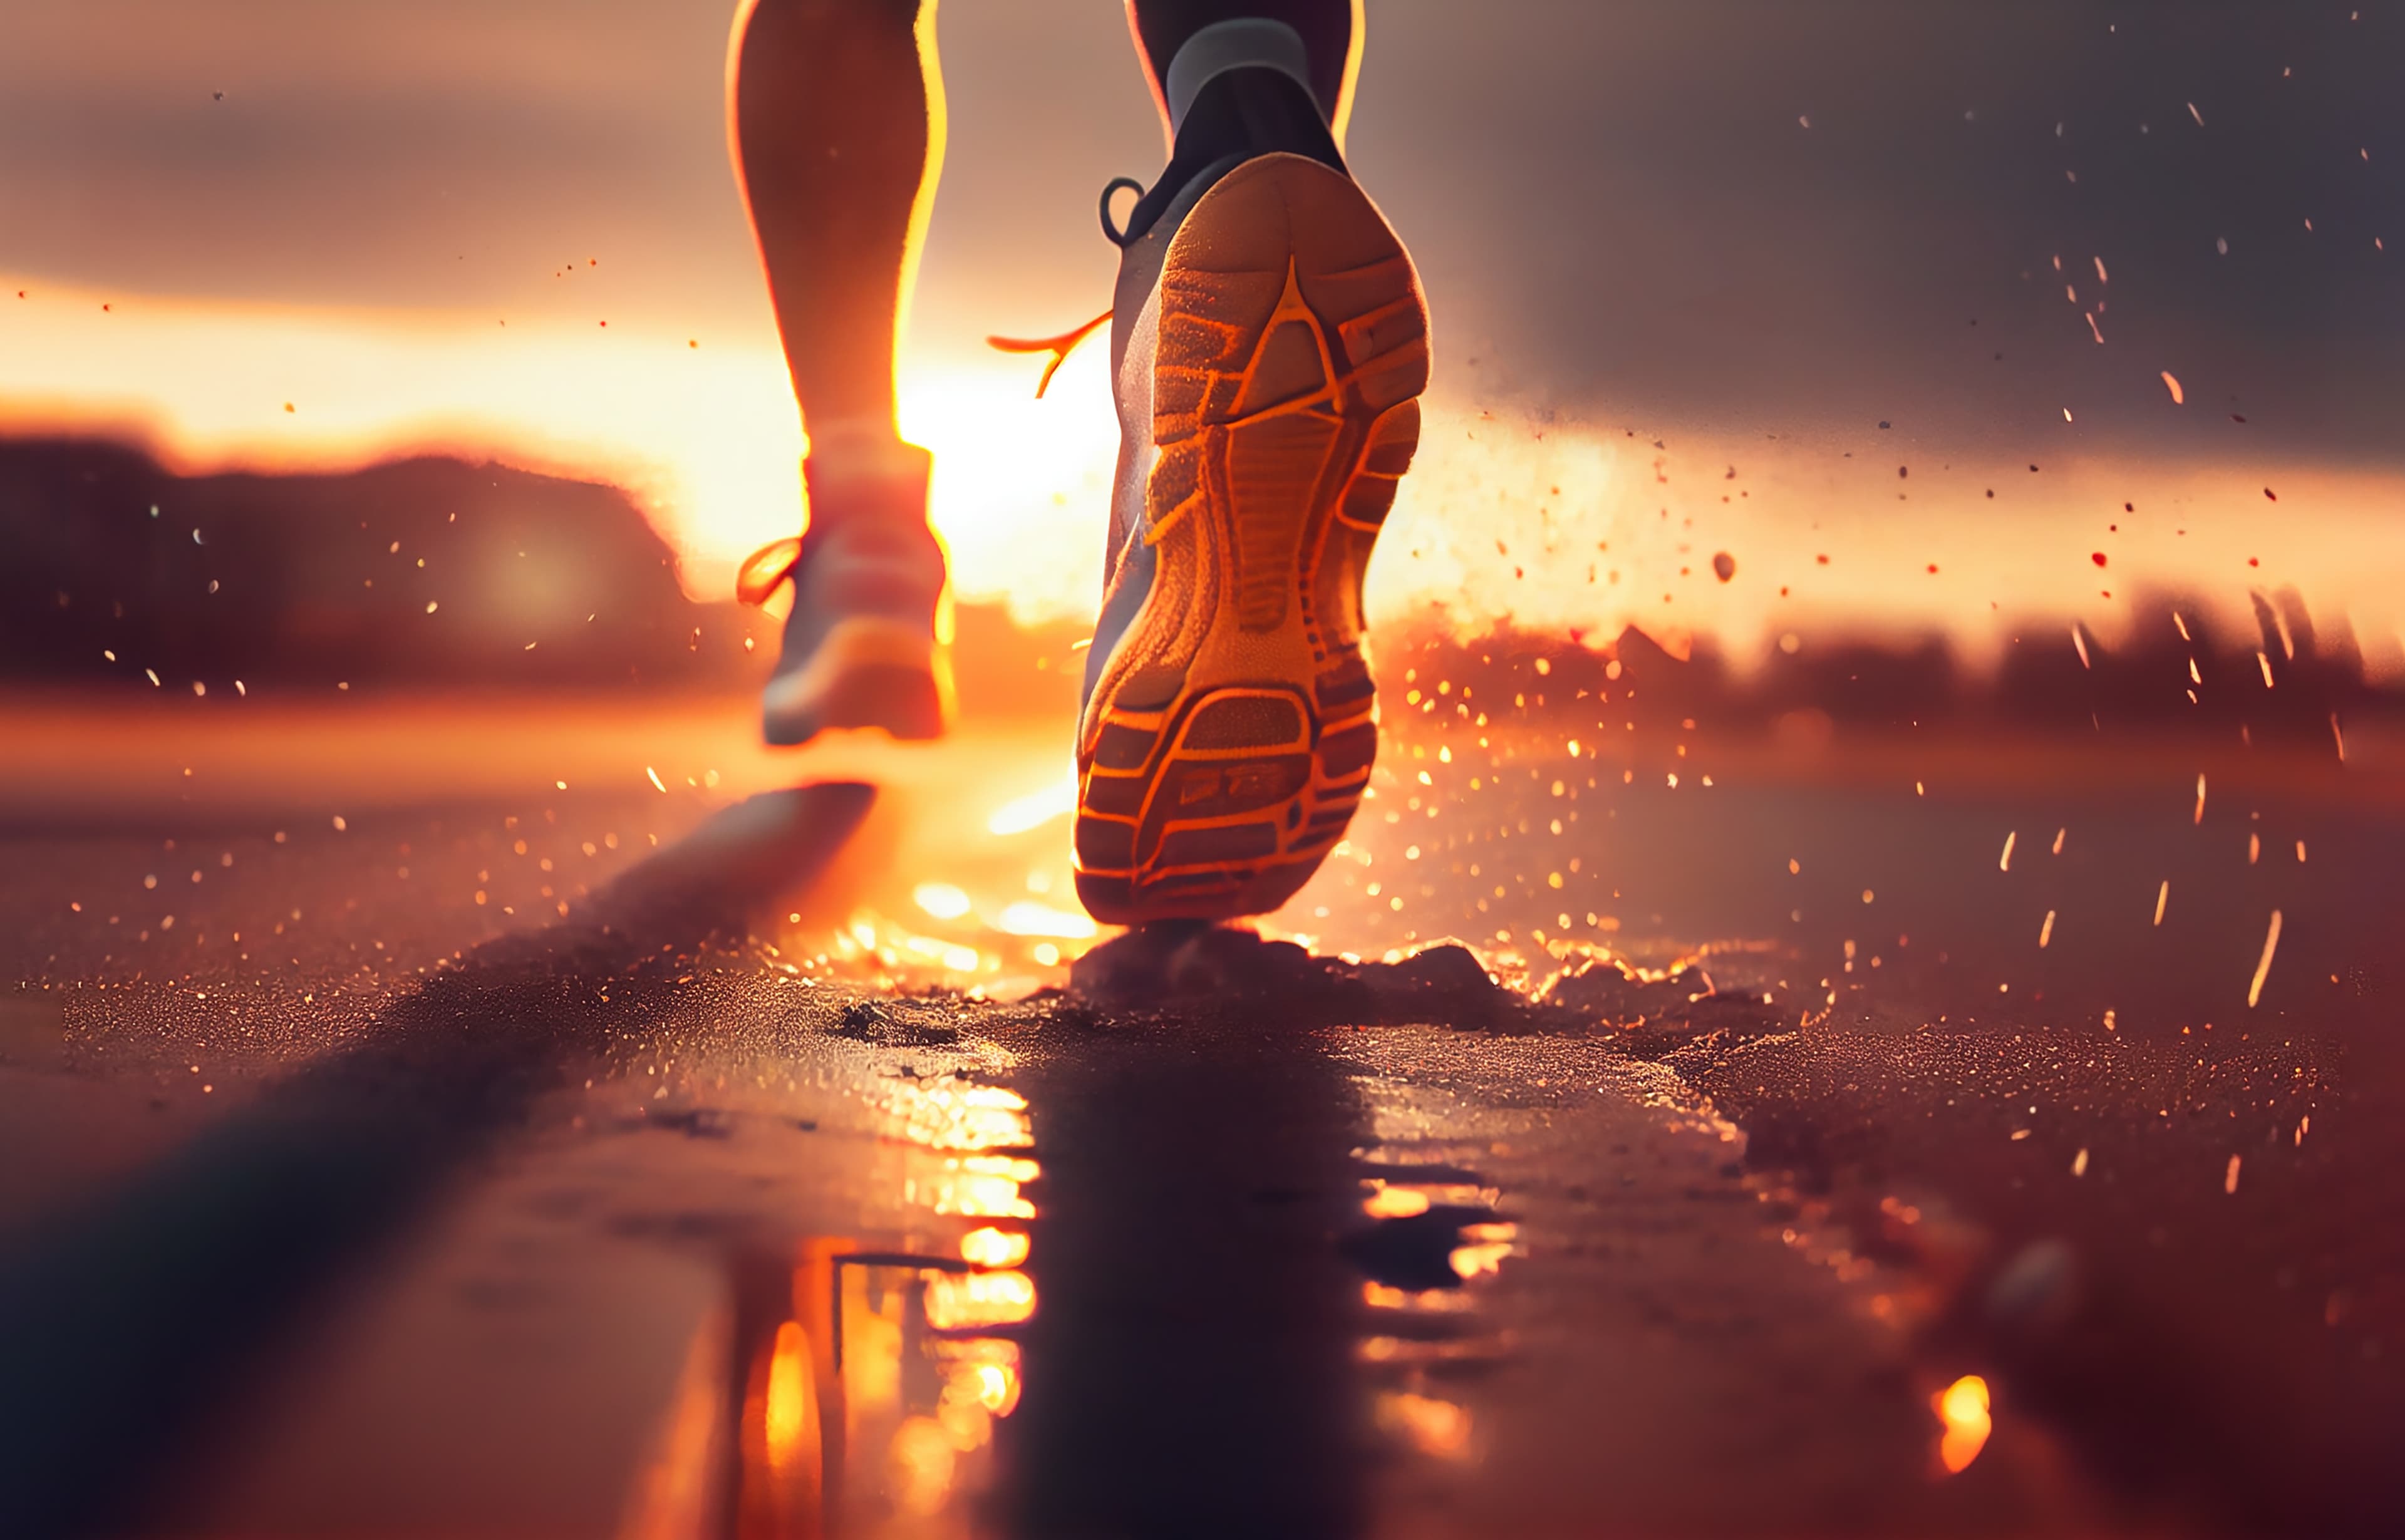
[1,693,2399,1537]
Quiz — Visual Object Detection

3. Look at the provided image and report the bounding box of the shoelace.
[741,176,1143,603]
[985,307,1111,399]
[735,536,804,607]
[982,174,1149,397]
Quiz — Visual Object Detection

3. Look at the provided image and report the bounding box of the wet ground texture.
[3,713,2402,1538]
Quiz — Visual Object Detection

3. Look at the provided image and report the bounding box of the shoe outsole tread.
[1075,153,1429,926]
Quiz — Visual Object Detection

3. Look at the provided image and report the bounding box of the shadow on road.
[1004,931,1384,1539]
[0,783,874,1538]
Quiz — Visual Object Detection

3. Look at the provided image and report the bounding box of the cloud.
[4,0,2399,462]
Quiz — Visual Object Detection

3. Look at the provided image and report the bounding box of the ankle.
[804,421,927,480]
[802,428,932,529]
[1120,64,1343,244]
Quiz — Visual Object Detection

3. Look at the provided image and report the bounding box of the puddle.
[649,1020,1520,1536]
[686,1065,1043,1536]
[676,1240,1032,1538]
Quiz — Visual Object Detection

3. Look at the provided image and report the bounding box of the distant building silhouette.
[1,437,753,690]
[5,437,2391,742]
[1371,592,2395,750]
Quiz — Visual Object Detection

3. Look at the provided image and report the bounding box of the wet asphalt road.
[3,701,2402,1537]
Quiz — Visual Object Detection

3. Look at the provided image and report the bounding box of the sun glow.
[11,270,2404,673]
[912,882,974,921]
[985,771,1080,836]
[0,272,1120,624]
[993,901,1098,939]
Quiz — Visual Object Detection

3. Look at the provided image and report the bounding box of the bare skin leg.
[730,0,949,745]
[728,0,936,457]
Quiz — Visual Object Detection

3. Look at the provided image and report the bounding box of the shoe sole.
[1074,153,1429,925]
[762,615,950,747]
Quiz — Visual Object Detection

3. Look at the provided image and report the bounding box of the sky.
[4,1,2401,660]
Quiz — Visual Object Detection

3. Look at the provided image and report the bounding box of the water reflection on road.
[716,1068,1040,1537]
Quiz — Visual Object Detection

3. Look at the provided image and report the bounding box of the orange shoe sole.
[1073,153,1430,926]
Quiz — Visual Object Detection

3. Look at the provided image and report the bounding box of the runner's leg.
[730,0,953,747]
[729,0,938,457]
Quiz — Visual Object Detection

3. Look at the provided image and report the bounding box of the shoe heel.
[762,616,950,745]
[1075,685,1324,924]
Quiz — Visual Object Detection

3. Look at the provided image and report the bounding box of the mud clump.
[828,996,961,1046]
[1541,952,1785,1040]
[1070,924,1514,1026]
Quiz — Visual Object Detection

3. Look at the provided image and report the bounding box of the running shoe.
[746,440,953,747]
[1071,66,1430,925]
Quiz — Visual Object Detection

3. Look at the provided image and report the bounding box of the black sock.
[1122,65,1345,243]
[1128,0,1353,114]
